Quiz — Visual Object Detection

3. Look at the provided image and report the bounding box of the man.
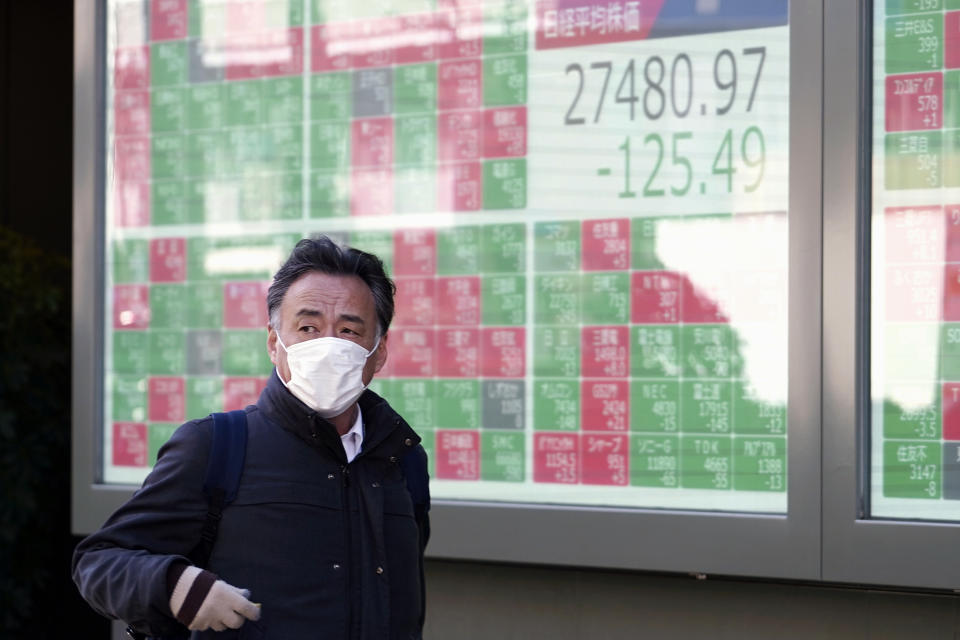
[74,236,430,639]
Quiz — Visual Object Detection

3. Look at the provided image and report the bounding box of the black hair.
[267,235,396,336]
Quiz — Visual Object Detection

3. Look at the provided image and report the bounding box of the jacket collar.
[257,369,420,461]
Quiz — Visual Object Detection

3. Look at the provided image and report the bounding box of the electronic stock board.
[871,0,960,522]
[103,0,789,513]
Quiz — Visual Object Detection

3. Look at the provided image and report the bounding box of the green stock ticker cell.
[394,166,436,215]
[390,379,437,428]
[186,84,225,130]
[113,239,149,283]
[224,81,263,127]
[394,64,437,115]
[950,0,960,9]
[437,226,480,276]
[680,435,732,490]
[187,377,224,418]
[262,77,304,125]
[631,217,666,270]
[152,134,186,180]
[150,284,188,329]
[480,223,525,273]
[482,159,526,210]
[884,131,943,190]
[437,379,481,429]
[482,275,525,325]
[630,325,681,379]
[310,121,350,171]
[112,374,147,422]
[263,124,304,173]
[630,380,679,433]
[309,171,350,218]
[222,331,272,376]
[941,323,960,380]
[630,435,679,488]
[680,380,733,434]
[151,40,187,87]
[151,87,185,133]
[533,274,581,326]
[151,180,188,226]
[395,115,437,166]
[483,54,527,106]
[882,384,941,440]
[533,327,579,378]
[883,440,942,499]
[944,71,960,130]
[533,379,579,431]
[885,13,943,74]
[311,72,352,121]
[149,330,187,375]
[348,231,394,275]
[534,220,580,272]
[733,437,786,492]
[581,272,629,325]
[113,331,149,375]
[483,0,528,56]
[732,381,786,435]
[185,282,222,329]
[148,423,179,466]
[418,428,436,477]
[944,130,960,189]
[885,0,944,14]
[481,431,524,482]
[680,324,735,379]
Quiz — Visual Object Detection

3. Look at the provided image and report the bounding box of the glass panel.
[103,0,789,513]
[871,0,960,520]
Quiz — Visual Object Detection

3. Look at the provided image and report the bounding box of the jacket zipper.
[341,463,353,639]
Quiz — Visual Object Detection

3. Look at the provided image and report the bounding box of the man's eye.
[299,326,316,333]
[340,327,357,335]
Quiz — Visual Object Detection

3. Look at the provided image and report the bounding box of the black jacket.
[73,372,430,639]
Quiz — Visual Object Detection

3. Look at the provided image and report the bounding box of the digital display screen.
[871,0,960,520]
[104,0,788,513]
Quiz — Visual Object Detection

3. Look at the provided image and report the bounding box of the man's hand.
[169,566,261,631]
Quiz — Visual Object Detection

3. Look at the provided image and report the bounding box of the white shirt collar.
[340,406,364,463]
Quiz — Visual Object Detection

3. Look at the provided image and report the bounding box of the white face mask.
[276,332,380,419]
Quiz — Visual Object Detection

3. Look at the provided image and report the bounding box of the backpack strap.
[191,409,248,569]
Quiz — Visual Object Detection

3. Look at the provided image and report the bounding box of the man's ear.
[372,331,388,373]
[267,326,279,366]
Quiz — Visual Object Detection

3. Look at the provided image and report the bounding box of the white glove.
[169,565,262,631]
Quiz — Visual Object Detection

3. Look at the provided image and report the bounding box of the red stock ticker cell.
[113,422,148,467]
[311,23,352,72]
[114,90,150,137]
[580,380,629,432]
[436,276,481,326]
[947,11,960,70]
[944,264,960,322]
[114,137,151,182]
[224,282,270,328]
[946,205,960,262]
[680,274,729,324]
[114,181,150,227]
[885,265,942,322]
[352,118,394,168]
[884,205,945,263]
[350,168,394,217]
[631,271,680,324]
[437,161,482,211]
[885,73,943,132]
[148,377,185,423]
[581,326,629,378]
[150,0,187,41]
[534,432,579,484]
[581,434,629,486]
[389,327,436,377]
[582,218,630,271]
[435,430,480,480]
[149,238,187,283]
[484,106,527,158]
[113,284,150,330]
[436,2,483,60]
[438,59,483,111]
[393,229,437,276]
[480,327,526,378]
[436,328,480,377]
[943,382,960,441]
[395,12,437,65]
[438,110,483,163]
[393,277,436,327]
[224,377,267,411]
[114,46,149,90]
